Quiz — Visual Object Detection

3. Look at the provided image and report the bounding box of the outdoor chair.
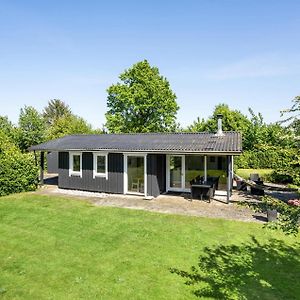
[250,173,260,181]
[195,175,203,182]
[249,173,263,183]
[191,185,212,201]
[189,178,196,185]
[250,185,265,196]
[131,177,140,192]
[248,174,264,195]
[236,179,247,191]
[131,181,139,192]
[206,176,220,194]
[139,182,144,194]
[210,182,217,197]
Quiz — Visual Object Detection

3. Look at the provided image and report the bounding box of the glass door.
[127,156,145,194]
[168,155,183,190]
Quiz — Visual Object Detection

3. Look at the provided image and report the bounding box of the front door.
[168,155,184,191]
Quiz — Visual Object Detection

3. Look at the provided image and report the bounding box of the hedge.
[235,146,299,185]
[235,146,297,170]
[0,132,38,196]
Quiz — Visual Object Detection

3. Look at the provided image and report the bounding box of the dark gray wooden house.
[29,120,242,202]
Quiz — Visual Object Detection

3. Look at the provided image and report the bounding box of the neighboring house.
[29,118,242,202]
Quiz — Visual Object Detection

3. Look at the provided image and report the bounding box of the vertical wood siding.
[58,151,165,197]
[46,151,59,173]
[147,154,166,197]
[58,152,123,193]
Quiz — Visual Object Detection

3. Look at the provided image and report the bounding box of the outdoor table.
[191,182,212,201]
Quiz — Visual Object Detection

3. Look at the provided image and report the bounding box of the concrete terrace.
[35,183,266,223]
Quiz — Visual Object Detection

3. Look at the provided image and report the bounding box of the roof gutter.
[28,148,242,155]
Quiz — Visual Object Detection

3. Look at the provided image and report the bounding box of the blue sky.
[1,0,299,129]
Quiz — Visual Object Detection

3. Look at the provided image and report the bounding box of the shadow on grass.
[170,236,300,299]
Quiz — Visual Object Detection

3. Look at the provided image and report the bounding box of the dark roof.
[29,132,242,154]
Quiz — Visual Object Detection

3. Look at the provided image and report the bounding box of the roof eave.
[28,147,242,155]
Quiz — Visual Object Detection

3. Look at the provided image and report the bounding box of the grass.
[0,193,299,299]
[236,168,274,181]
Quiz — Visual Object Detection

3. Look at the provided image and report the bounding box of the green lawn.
[0,193,299,299]
[236,168,274,181]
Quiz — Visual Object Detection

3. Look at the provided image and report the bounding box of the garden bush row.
[235,146,297,169]
[0,131,38,196]
[235,146,300,185]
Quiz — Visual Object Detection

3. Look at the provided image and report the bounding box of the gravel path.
[35,185,266,223]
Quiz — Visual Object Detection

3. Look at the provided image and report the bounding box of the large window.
[69,152,82,177]
[93,153,108,179]
[167,154,228,191]
[207,155,227,186]
[185,155,204,188]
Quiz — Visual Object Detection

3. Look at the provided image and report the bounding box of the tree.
[243,109,293,150]
[17,106,46,151]
[275,96,300,185]
[46,114,94,140]
[281,96,300,136]
[188,104,252,142]
[105,60,179,133]
[188,104,295,150]
[187,104,298,172]
[0,115,17,142]
[208,104,252,133]
[43,99,72,126]
[187,117,208,132]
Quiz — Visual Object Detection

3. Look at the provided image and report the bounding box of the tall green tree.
[188,104,251,141]
[274,96,300,185]
[0,115,17,142]
[43,99,72,126]
[187,103,251,149]
[242,109,295,150]
[46,114,94,140]
[188,104,294,150]
[105,60,179,133]
[281,96,300,137]
[18,106,46,151]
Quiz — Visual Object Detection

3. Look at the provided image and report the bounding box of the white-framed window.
[69,152,82,177]
[93,152,108,179]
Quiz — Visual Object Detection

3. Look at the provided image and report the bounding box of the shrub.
[0,131,38,196]
[268,172,293,184]
[235,146,297,170]
[236,147,299,185]
[243,196,300,235]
